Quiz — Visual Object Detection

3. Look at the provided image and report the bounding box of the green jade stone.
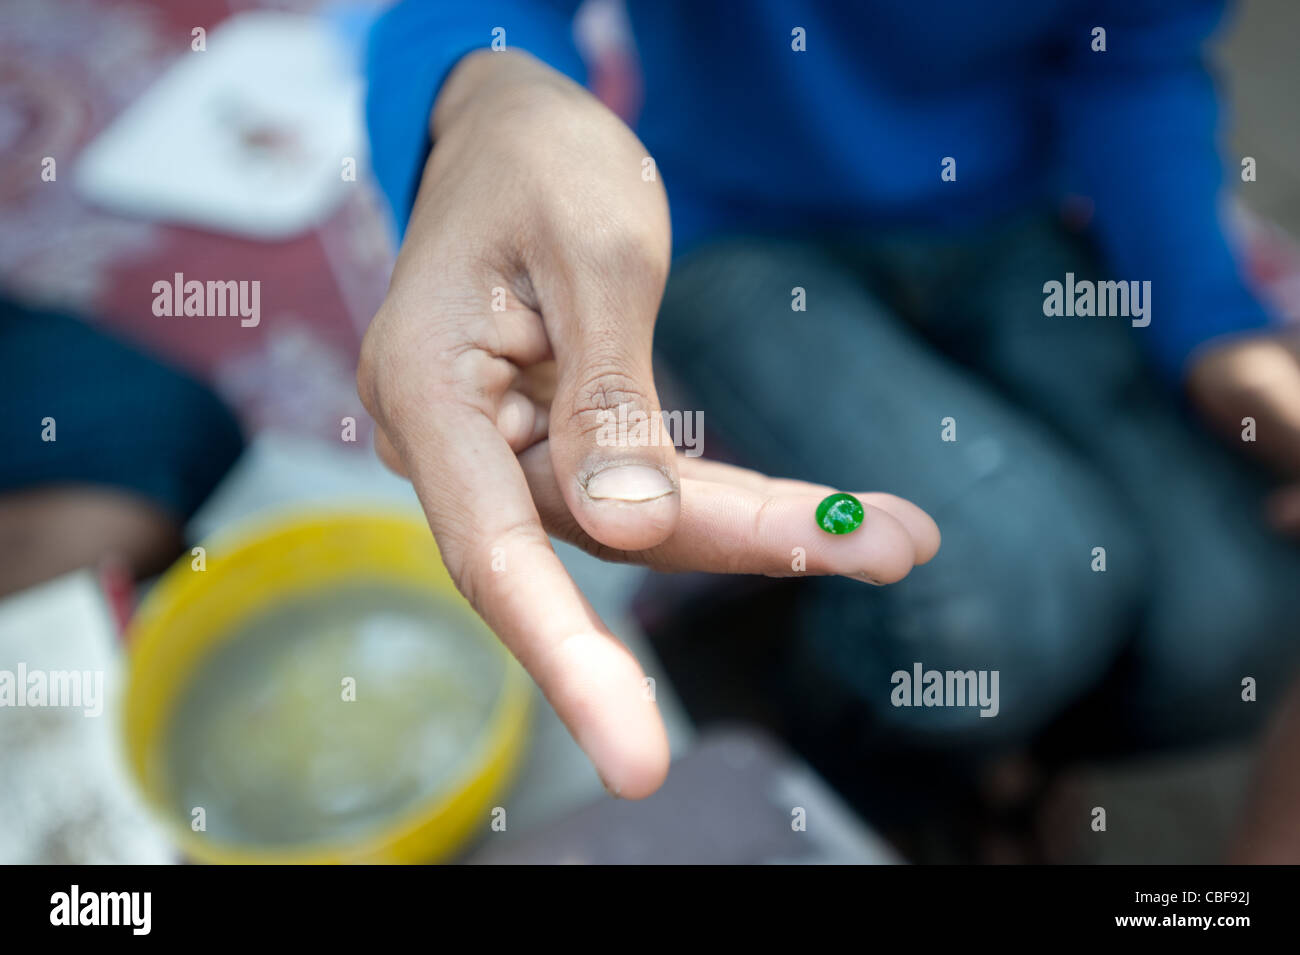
[816,492,865,535]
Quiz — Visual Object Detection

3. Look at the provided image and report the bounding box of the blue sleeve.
[1049,0,1273,380]
[365,0,588,238]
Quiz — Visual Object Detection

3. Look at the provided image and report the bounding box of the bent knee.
[1133,541,1300,741]
[796,465,1146,744]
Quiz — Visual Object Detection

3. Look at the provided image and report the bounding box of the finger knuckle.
[564,366,654,442]
[574,217,669,290]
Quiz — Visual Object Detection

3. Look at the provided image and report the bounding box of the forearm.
[1048,0,1271,381]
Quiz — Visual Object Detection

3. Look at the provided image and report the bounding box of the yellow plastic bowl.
[122,510,530,864]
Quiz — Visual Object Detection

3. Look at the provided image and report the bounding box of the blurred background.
[1,0,1299,865]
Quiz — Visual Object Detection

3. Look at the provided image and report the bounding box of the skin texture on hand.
[1187,331,1300,536]
[357,50,939,798]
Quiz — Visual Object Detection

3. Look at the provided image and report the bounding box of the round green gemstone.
[816,492,865,535]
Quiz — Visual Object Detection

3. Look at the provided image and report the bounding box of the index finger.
[393,393,670,799]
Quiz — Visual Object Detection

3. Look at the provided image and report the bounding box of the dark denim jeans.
[651,212,1300,813]
[0,297,244,522]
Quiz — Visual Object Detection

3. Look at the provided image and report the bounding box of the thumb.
[546,301,680,553]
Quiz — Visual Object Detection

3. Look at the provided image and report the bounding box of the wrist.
[432,49,588,140]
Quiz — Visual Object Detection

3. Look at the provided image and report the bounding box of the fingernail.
[599,774,623,798]
[585,465,674,503]
[851,573,884,586]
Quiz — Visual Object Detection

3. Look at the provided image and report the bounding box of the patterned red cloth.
[0,0,392,447]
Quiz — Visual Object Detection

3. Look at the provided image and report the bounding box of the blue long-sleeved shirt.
[365,0,1273,378]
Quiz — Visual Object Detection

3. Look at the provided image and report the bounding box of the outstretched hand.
[358,49,939,797]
